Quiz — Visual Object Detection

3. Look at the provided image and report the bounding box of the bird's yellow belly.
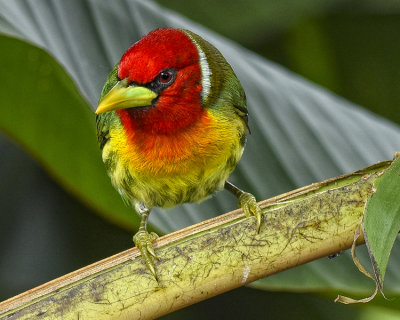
[103,113,245,208]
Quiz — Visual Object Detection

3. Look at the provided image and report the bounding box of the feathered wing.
[96,113,112,150]
[233,104,250,134]
[96,64,120,150]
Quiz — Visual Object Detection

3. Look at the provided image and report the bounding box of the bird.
[95,28,262,279]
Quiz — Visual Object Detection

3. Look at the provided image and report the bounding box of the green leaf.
[363,156,400,285]
[1,0,400,299]
[0,35,138,229]
[287,15,400,126]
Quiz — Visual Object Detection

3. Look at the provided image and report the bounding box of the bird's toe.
[238,192,262,233]
[133,230,159,279]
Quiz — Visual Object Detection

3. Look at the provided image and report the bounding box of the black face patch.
[128,68,177,95]
[147,68,177,94]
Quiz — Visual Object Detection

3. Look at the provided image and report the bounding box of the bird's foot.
[238,192,262,233]
[133,230,159,280]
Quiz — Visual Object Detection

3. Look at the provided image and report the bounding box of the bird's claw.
[133,230,159,279]
[238,192,262,233]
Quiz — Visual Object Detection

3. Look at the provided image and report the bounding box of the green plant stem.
[0,161,391,320]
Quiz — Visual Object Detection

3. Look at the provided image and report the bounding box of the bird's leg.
[224,181,262,233]
[133,203,159,280]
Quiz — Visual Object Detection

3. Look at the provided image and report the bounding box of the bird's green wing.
[96,63,120,149]
[232,104,250,133]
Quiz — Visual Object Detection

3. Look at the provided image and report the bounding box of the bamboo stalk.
[0,161,391,319]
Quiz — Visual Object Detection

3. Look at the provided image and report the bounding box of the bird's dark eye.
[158,69,175,85]
[160,71,172,82]
[148,69,176,93]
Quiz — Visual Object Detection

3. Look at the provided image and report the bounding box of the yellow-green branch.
[0,161,391,319]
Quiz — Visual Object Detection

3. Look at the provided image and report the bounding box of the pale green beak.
[95,78,158,114]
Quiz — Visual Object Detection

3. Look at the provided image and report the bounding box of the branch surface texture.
[0,162,390,319]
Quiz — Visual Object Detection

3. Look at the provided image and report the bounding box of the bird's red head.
[116,28,204,136]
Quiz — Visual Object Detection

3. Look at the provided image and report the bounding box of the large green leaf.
[1,0,400,303]
[286,14,400,125]
[0,34,137,229]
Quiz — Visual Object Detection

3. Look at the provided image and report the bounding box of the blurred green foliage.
[0,36,137,229]
[159,0,400,124]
